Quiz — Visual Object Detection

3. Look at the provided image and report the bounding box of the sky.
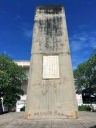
[0,0,96,69]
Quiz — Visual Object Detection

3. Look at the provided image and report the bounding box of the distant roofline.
[15,60,30,62]
[15,61,30,67]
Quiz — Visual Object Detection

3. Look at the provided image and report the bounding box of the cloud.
[18,22,32,38]
[70,32,88,52]
[69,30,96,69]
[23,29,32,38]
[14,15,22,21]
[70,31,96,52]
[91,42,96,49]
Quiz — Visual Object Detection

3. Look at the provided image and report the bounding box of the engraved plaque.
[43,56,59,79]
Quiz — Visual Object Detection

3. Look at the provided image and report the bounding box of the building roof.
[15,61,30,67]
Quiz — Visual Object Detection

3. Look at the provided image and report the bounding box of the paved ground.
[0,112,96,128]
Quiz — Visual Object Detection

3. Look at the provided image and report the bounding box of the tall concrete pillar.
[26,6,78,119]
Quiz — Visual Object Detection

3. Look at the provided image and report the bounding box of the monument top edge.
[36,5,64,10]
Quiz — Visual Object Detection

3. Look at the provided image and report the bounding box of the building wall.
[15,61,30,94]
[15,61,30,112]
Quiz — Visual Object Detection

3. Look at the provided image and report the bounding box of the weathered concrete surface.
[0,112,96,128]
[26,6,78,119]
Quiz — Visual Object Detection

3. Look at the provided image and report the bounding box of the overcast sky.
[0,0,96,69]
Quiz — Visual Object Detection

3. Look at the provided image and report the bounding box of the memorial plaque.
[43,56,59,79]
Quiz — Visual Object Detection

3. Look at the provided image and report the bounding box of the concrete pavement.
[0,112,96,128]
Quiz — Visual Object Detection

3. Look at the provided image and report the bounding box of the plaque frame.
[42,55,60,79]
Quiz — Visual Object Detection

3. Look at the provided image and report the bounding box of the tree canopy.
[0,54,27,111]
[74,52,96,103]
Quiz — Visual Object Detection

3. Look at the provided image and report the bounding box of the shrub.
[78,105,91,111]
[20,106,25,111]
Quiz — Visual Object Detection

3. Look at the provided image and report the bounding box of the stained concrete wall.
[26,6,78,119]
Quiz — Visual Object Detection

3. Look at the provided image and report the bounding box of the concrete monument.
[26,5,78,119]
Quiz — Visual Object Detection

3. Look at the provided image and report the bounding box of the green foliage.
[20,106,25,111]
[78,105,91,111]
[74,52,96,97]
[0,54,27,111]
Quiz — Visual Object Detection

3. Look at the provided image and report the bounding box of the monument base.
[25,111,78,119]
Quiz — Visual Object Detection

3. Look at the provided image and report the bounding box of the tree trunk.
[0,99,3,114]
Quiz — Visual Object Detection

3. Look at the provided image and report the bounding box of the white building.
[15,61,30,112]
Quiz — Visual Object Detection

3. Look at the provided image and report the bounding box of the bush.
[20,106,25,111]
[78,105,91,111]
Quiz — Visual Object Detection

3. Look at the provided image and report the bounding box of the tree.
[74,52,96,103]
[0,54,27,111]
